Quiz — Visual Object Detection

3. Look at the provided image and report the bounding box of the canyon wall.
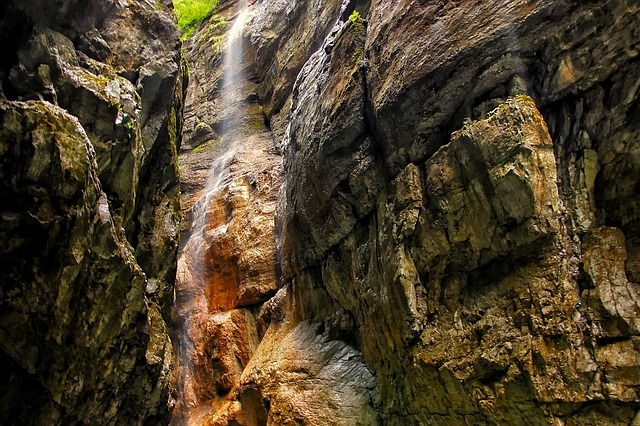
[177,0,640,424]
[2,0,636,423]
[0,0,185,424]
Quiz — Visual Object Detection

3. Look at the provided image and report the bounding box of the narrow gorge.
[1,0,640,424]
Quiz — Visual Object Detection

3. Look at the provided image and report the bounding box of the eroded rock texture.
[176,0,640,424]
[172,2,284,423]
[0,0,185,424]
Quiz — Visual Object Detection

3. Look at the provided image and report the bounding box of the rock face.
[178,0,640,424]
[0,0,185,424]
[319,97,592,423]
[172,2,285,422]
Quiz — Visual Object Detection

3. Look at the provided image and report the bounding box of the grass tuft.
[173,0,219,35]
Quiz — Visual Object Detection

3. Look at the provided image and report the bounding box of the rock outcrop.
[170,0,640,423]
[0,0,185,424]
[269,0,640,423]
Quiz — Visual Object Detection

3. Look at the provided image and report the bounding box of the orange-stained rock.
[173,3,283,415]
[173,128,282,418]
[200,316,378,426]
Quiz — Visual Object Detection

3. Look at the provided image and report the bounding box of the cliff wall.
[12,0,634,423]
[0,0,185,423]
[176,0,640,423]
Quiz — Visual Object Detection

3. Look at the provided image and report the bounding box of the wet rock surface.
[0,0,185,424]
[173,0,640,423]
[172,2,284,422]
[9,0,634,422]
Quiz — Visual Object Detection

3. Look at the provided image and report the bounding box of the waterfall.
[219,5,249,140]
[171,5,250,424]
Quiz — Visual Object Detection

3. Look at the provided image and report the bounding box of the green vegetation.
[173,0,219,36]
[346,10,366,67]
[250,120,264,130]
[194,122,209,132]
[192,139,216,153]
[197,14,227,44]
[349,9,361,24]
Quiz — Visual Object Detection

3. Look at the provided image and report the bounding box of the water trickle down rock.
[172,2,284,422]
[171,0,385,423]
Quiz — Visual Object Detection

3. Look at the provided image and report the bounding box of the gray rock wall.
[272,0,640,423]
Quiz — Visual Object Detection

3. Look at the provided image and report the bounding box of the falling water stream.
[172,5,250,424]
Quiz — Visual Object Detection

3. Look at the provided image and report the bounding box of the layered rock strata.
[0,0,185,424]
